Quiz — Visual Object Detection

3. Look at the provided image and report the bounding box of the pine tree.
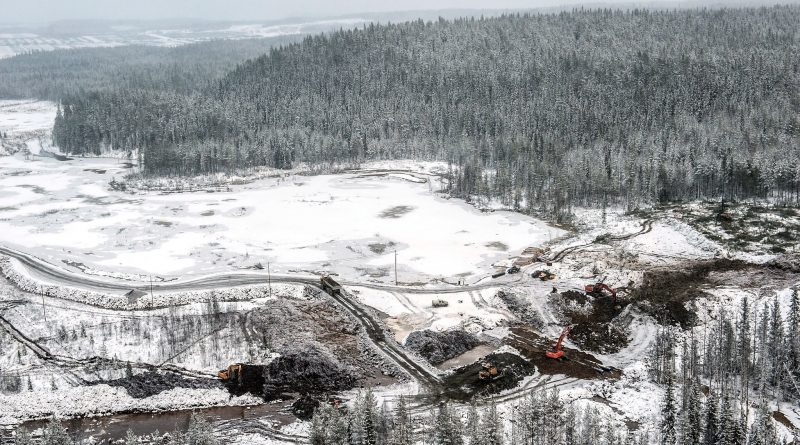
[703,393,719,445]
[185,413,217,445]
[360,389,379,445]
[661,373,678,445]
[480,400,503,445]
[564,403,578,445]
[787,289,800,399]
[124,429,141,445]
[13,427,32,445]
[390,395,412,445]
[42,417,72,445]
[682,379,703,445]
[434,401,463,445]
[465,403,480,445]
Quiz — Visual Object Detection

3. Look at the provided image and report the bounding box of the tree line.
[0,35,304,100]
[44,6,800,217]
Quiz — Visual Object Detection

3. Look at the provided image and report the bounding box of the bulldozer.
[478,362,499,380]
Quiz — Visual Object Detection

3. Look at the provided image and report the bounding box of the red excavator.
[585,282,617,304]
[546,325,572,359]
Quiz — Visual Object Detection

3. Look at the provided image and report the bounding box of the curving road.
[0,244,443,390]
[0,245,519,298]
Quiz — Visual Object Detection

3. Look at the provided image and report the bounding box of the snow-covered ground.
[0,19,368,59]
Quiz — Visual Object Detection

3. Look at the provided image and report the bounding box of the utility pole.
[149,275,154,308]
[394,250,398,286]
[267,262,272,298]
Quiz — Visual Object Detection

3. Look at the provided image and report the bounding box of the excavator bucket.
[546,350,565,359]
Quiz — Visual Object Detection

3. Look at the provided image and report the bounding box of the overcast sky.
[0,0,698,23]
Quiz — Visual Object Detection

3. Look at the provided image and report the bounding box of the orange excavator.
[585,282,617,304]
[546,325,572,359]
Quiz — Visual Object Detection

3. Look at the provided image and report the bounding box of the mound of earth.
[768,254,800,272]
[496,290,543,327]
[263,344,357,399]
[100,371,220,398]
[442,352,536,400]
[569,322,629,354]
[405,329,482,365]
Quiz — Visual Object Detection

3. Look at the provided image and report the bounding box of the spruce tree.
[42,417,72,445]
[390,395,412,445]
[13,427,32,445]
[661,373,678,445]
[465,403,480,445]
[703,393,719,445]
[480,400,503,445]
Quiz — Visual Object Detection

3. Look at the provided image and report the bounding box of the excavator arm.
[546,325,572,359]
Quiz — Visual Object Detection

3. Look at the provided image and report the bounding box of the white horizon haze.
[0,0,779,24]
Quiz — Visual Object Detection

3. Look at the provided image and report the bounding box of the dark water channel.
[18,403,293,443]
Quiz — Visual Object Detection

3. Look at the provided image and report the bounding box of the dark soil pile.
[405,329,482,365]
[630,259,748,328]
[292,395,321,420]
[560,291,630,354]
[101,371,220,398]
[263,345,357,399]
[497,290,543,327]
[561,290,589,306]
[767,254,800,273]
[442,352,536,400]
[569,322,628,354]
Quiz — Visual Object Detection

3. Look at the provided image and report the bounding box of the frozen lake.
[0,100,563,284]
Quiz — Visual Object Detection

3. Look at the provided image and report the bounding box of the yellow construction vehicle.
[478,362,499,380]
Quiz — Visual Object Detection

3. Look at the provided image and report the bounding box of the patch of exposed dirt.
[379,205,415,219]
[442,352,536,400]
[556,290,630,354]
[485,241,509,251]
[262,345,358,400]
[505,327,620,380]
[630,258,749,328]
[772,410,796,430]
[99,371,221,398]
[247,297,398,397]
[569,322,628,355]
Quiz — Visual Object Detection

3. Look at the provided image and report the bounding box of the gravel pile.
[404,329,482,365]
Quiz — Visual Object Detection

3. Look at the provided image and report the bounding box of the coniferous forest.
[38,7,800,217]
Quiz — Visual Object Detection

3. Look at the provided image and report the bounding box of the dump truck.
[321,276,342,295]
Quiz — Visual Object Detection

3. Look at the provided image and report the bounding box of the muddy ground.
[441,352,536,400]
[506,327,620,380]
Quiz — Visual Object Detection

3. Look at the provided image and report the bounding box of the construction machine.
[218,363,243,381]
[585,282,617,304]
[532,270,557,281]
[478,362,499,380]
[546,325,572,359]
[321,276,342,295]
[217,363,266,394]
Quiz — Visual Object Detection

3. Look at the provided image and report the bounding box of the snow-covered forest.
[0,36,304,100]
[45,7,800,218]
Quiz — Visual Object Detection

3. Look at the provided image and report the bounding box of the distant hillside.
[52,7,800,216]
